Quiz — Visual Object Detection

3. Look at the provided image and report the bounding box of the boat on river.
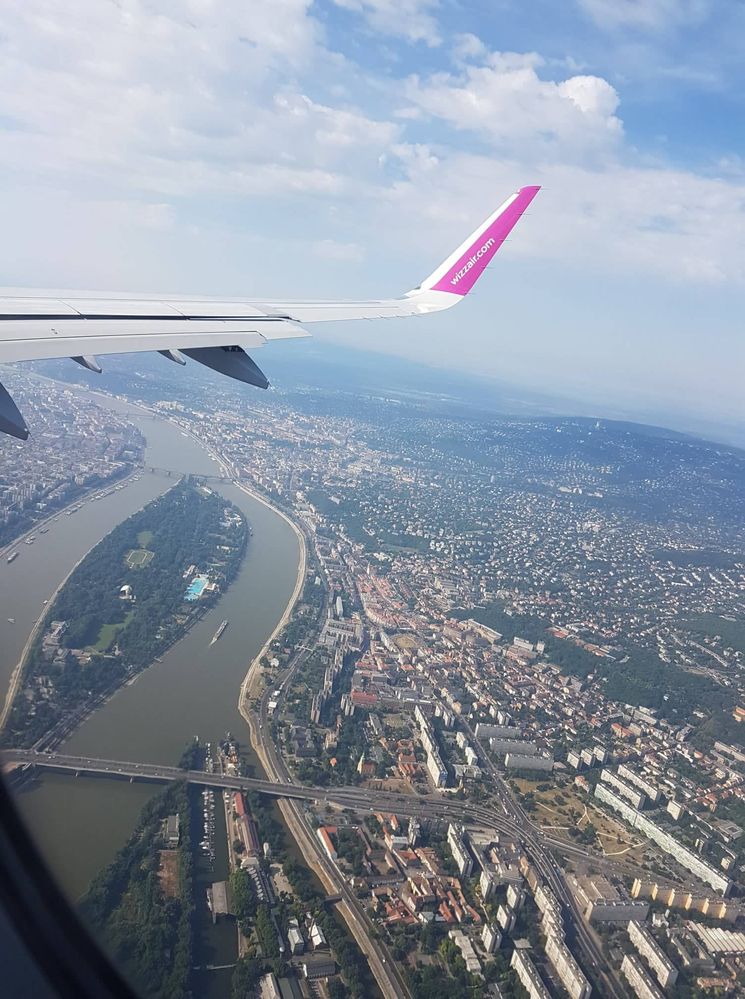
[210,620,229,646]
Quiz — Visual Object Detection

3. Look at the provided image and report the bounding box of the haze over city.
[0,1,743,440]
[2,5,745,999]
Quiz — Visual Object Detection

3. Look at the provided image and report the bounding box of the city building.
[448,929,482,977]
[258,973,282,999]
[594,784,732,895]
[600,769,647,809]
[545,931,592,999]
[510,949,551,999]
[617,764,662,804]
[570,874,649,923]
[496,904,516,933]
[621,953,665,999]
[482,924,502,954]
[301,957,336,980]
[504,753,553,772]
[165,814,179,847]
[628,921,678,989]
[447,824,473,878]
[287,920,305,956]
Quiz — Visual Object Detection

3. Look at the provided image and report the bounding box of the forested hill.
[3,480,247,748]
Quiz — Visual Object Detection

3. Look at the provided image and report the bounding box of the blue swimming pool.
[185,575,208,601]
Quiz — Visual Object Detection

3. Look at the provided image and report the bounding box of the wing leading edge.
[0,185,539,439]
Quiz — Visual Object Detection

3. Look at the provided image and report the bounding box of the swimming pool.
[185,575,208,601]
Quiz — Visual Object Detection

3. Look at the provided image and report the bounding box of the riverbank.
[12,406,301,904]
[0,466,145,733]
[236,483,307,706]
[0,464,140,561]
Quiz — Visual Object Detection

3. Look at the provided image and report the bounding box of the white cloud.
[577,0,711,31]
[405,53,622,159]
[330,0,441,46]
[0,3,402,201]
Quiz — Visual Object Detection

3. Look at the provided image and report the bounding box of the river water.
[3,400,301,992]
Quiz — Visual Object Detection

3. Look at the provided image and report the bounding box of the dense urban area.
[2,359,745,999]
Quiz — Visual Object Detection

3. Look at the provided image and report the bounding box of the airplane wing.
[0,185,539,439]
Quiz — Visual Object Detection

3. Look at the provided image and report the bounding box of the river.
[2,399,301,992]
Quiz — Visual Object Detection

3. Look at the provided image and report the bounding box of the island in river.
[3,480,247,748]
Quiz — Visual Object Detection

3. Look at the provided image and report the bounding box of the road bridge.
[3,749,527,833]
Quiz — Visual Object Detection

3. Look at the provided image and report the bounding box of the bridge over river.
[2,748,522,833]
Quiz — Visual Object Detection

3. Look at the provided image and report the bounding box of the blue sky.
[0,0,743,439]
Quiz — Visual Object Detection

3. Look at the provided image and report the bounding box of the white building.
[594,784,732,895]
[482,924,502,954]
[447,824,473,878]
[496,903,516,934]
[628,921,677,989]
[621,953,664,999]
[448,930,481,977]
[505,753,553,773]
[618,764,662,804]
[511,949,551,999]
[475,722,522,740]
[600,769,647,809]
[545,931,592,999]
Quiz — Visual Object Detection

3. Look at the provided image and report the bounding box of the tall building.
[594,784,732,895]
[628,921,678,989]
[482,924,502,954]
[511,949,551,999]
[447,823,473,878]
[618,764,662,804]
[505,753,553,772]
[621,953,665,999]
[600,769,647,809]
[545,931,592,999]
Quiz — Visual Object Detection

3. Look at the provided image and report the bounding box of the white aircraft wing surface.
[0,185,539,439]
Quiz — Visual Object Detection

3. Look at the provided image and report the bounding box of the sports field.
[125,548,154,569]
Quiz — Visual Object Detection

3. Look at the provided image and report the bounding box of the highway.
[463,722,624,999]
[6,745,628,996]
[237,523,413,999]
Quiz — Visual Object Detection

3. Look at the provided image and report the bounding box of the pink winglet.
[432,185,540,296]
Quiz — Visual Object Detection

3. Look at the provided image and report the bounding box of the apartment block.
[511,949,551,999]
[621,953,665,999]
[600,769,647,809]
[545,930,592,999]
[594,784,732,895]
[628,921,678,989]
[618,764,662,804]
[505,753,553,772]
[447,823,473,879]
